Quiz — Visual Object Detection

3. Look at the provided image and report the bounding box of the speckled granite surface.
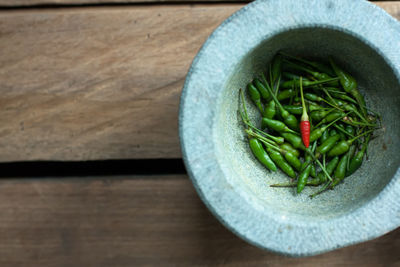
[179,0,400,256]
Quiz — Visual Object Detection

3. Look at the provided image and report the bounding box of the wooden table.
[0,0,399,266]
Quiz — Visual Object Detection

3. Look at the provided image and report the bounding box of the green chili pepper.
[308,146,335,183]
[262,132,284,145]
[279,52,336,76]
[310,164,317,178]
[261,118,297,134]
[345,125,355,136]
[317,134,341,155]
[346,144,357,173]
[331,153,350,188]
[304,156,340,186]
[243,121,285,145]
[329,57,367,116]
[283,59,338,86]
[330,92,357,105]
[313,86,346,95]
[266,147,296,178]
[248,130,302,172]
[263,99,276,119]
[271,54,283,86]
[282,72,310,81]
[277,89,296,101]
[346,135,370,176]
[316,111,346,126]
[247,83,264,113]
[329,97,372,125]
[253,78,270,100]
[305,93,325,102]
[240,88,285,147]
[301,145,313,170]
[308,102,325,112]
[338,131,346,141]
[327,130,373,157]
[310,108,335,122]
[333,124,354,139]
[261,74,299,131]
[248,138,277,172]
[330,98,356,110]
[282,150,302,172]
[297,164,312,193]
[329,129,338,136]
[319,127,330,144]
[281,133,306,150]
[309,114,345,142]
[280,143,300,157]
[327,140,352,157]
[271,178,323,187]
[329,58,357,92]
[317,156,340,183]
[282,112,299,131]
[296,142,316,192]
[304,93,322,102]
[282,77,339,89]
[282,105,303,115]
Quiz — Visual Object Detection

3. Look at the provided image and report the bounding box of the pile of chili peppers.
[239,52,380,197]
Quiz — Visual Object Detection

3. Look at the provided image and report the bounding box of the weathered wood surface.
[0,175,398,266]
[0,2,399,161]
[0,0,243,5]
[0,5,240,161]
[0,0,397,6]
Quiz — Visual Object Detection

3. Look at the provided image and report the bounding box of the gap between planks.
[0,2,398,161]
[0,175,398,266]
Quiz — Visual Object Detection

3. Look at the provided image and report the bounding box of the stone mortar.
[179,0,400,256]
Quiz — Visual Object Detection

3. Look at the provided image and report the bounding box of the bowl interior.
[215,27,400,220]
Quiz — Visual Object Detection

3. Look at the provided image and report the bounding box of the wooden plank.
[0,3,398,161]
[0,5,242,161]
[0,175,398,266]
[0,0,241,5]
[0,0,396,7]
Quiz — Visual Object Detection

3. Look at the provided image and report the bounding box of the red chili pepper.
[299,77,310,148]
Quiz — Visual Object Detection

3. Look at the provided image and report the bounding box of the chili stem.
[314,111,351,129]
[246,130,281,151]
[239,89,282,145]
[239,89,249,121]
[349,129,374,144]
[342,119,377,128]
[310,182,331,198]
[305,148,333,181]
[324,112,351,129]
[261,73,285,111]
[245,125,278,146]
[321,87,337,106]
[300,77,308,121]
[334,124,355,138]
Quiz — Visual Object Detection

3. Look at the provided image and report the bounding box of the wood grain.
[0,2,398,161]
[0,175,398,267]
[0,5,241,161]
[0,0,397,6]
[0,0,243,5]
